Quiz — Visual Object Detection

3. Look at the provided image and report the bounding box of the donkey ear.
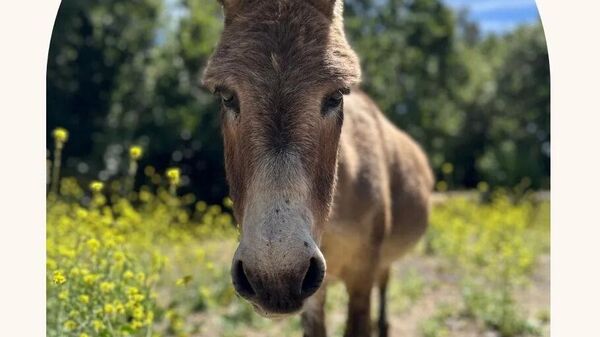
[307,0,340,18]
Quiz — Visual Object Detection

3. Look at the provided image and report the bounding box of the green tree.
[477,24,550,188]
[138,0,227,200]
[344,1,549,189]
[47,0,162,177]
[47,0,230,201]
[345,0,470,177]
[47,0,550,198]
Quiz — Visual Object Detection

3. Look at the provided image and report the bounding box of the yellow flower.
[86,238,101,252]
[52,270,66,285]
[92,320,105,332]
[53,127,69,143]
[58,290,69,301]
[100,281,115,293]
[114,251,126,262]
[172,317,184,330]
[150,291,158,300]
[79,294,90,304]
[124,270,134,279]
[127,287,140,296]
[133,306,145,320]
[200,286,211,299]
[104,237,116,249]
[103,303,115,315]
[441,162,454,175]
[89,181,104,193]
[75,208,88,218]
[128,294,145,304]
[223,197,234,208]
[136,272,145,283]
[145,311,155,324]
[115,302,125,314]
[165,310,176,320]
[58,246,76,258]
[139,190,152,202]
[46,258,57,271]
[130,320,144,330]
[83,274,96,285]
[63,320,77,330]
[129,145,144,160]
[166,167,181,186]
[195,201,207,212]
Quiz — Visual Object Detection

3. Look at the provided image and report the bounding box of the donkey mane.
[203,0,361,95]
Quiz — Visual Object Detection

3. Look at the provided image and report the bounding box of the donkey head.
[202,0,360,316]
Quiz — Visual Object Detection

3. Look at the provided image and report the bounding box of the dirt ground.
[189,252,549,337]
[383,254,550,337]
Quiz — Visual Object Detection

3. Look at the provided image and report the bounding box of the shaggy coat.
[202,1,434,336]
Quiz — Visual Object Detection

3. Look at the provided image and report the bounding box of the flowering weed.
[47,128,549,336]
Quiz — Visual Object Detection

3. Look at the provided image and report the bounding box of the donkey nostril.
[232,260,256,298]
[300,257,325,299]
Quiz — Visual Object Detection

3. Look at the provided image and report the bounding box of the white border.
[0,0,61,335]
[537,0,600,336]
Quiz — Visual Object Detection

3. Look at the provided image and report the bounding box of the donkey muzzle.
[231,240,326,316]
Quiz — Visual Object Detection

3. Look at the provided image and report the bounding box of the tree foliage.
[47,0,550,202]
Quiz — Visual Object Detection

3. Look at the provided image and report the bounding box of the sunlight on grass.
[46,129,549,337]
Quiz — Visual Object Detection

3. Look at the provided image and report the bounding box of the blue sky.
[443,0,541,34]
[164,0,541,35]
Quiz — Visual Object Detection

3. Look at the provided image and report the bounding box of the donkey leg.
[377,268,390,337]
[301,283,327,337]
[343,280,373,337]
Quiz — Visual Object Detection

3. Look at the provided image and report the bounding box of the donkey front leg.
[302,283,328,337]
[377,268,390,337]
[343,279,374,337]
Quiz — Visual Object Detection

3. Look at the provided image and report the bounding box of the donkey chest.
[320,216,386,280]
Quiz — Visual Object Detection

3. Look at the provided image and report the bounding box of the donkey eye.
[221,91,233,102]
[218,89,239,111]
[322,90,344,114]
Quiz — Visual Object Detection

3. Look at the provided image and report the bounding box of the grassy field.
[46,134,550,337]
[46,178,549,337]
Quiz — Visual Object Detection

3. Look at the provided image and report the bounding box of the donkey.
[202,1,434,336]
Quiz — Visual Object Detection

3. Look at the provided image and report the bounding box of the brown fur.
[202,1,433,336]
